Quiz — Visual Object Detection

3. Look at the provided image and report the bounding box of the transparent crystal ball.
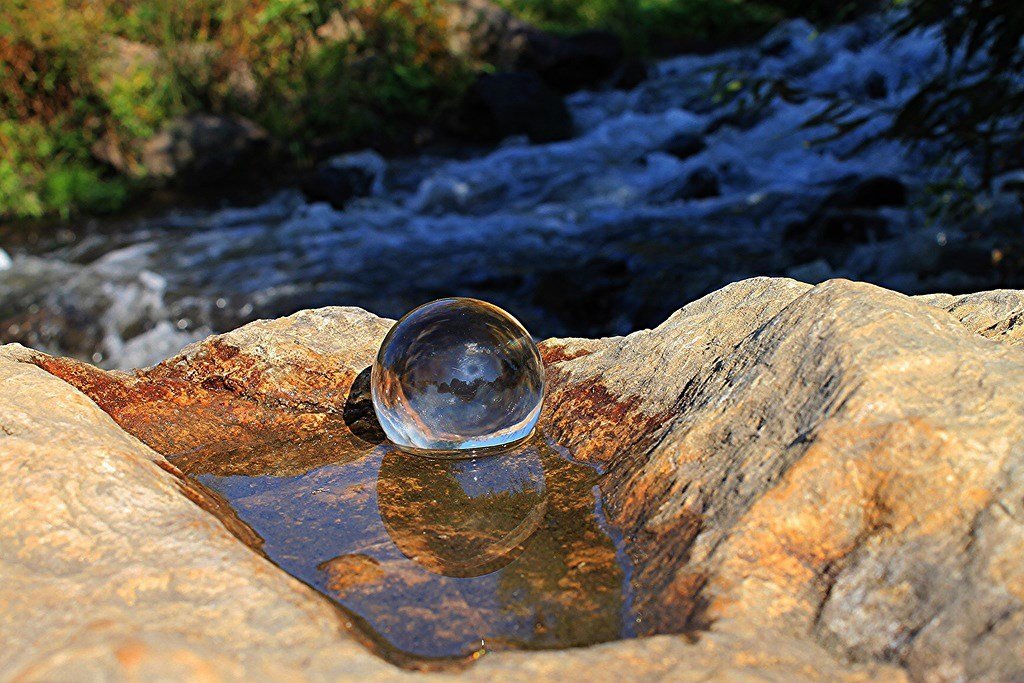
[371,298,544,454]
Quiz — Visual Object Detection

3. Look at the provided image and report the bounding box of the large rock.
[300,151,387,209]
[0,343,389,680]
[454,72,574,144]
[141,114,270,186]
[784,175,908,255]
[447,1,624,92]
[528,30,625,93]
[541,278,1024,681]
[4,277,1024,680]
[89,39,265,183]
[447,0,542,69]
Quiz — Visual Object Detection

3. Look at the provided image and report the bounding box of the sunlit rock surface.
[4,277,1024,680]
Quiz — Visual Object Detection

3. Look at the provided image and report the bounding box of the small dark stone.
[674,167,721,200]
[786,175,907,254]
[828,175,908,209]
[760,33,792,57]
[662,133,707,161]
[611,58,649,91]
[994,172,1024,196]
[864,71,888,100]
[785,208,891,247]
[535,30,625,92]
[299,154,382,209]
[454,71,574,144]
[706,107,764,134]
[816,209,891,243]
[343,366,386,444]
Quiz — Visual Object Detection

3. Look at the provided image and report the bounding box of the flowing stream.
[2,17,1014,369]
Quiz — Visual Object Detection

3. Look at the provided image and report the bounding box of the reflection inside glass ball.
[376,440,547,577]
[371,298,544,454]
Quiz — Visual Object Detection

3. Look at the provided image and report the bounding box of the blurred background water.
[2,1,1022,368]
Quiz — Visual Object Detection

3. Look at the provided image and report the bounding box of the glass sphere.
[371,298,544,454]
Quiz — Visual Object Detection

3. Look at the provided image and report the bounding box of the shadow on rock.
[344,365,386,445]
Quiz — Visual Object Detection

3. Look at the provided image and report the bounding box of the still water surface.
[188,434,638,663]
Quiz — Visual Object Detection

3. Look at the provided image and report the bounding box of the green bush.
[0,117,129,218]
[892,0,1024,189]
[0,0,472,219]
[44,165,130,218]
[0,0,865,220]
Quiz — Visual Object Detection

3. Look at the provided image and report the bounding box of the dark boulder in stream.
[455,71,574,143]
[530,30,625,93]
[141,114,270,186]
[300,152,387,210]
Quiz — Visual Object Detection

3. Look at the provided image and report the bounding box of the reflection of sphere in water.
[376,441,547,577]
[371,298,544,454]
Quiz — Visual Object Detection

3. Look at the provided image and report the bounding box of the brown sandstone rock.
[542,279,1024,681]
[0,344,392,680]
[32,307,391,476]
[919,289,1024,347]
[5,277,1023,680]
[0,339,893,680]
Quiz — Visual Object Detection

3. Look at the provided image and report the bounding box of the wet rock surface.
[4,277,1024,680]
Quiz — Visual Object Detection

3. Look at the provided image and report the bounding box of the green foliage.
[497,0,872,54]
[498,0,774,53]
[100,62,175,140]
[0,119,60,218]
[250,0,469,156]
[892,0,1024,189]
[0,0,471,219]
[0,0,869,219]
[43,165,130,218]
[0,159,44,219]
[0,118,129,218]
